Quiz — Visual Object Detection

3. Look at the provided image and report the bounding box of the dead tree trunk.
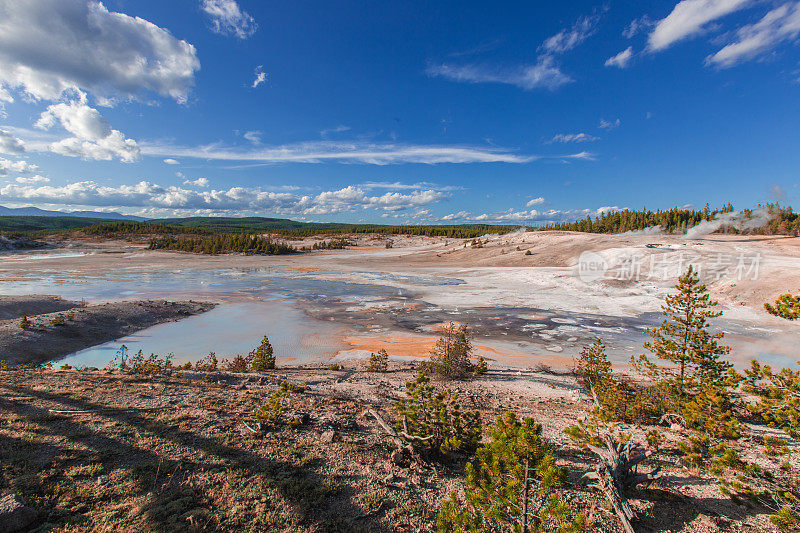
[584,387,660,533]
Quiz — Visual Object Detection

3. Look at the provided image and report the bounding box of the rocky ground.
[0,298,215,366]
[0,362,785,532]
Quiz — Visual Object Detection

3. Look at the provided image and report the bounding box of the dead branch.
[584,434,661,533]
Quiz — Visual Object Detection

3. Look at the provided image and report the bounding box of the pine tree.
[19,315,30,330]
[765,291,800,320]
[366,349,389,372]
[250,335,275,370]
[438,413,586,532]
[638,266,731,395]
[425,322,474,378]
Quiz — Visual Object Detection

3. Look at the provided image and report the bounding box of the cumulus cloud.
[549,133,598,143]
[0,130,25,155]
[605,47,634,68]
[706,2,800,67]
[251,66,267,88]
[0,181,446,217]
[647,0,753,51]
[0,157,39,176]
[35,97,140,162]
[178,172,210,187]
[599,118,621,130]
[526,197,546,207]
[163,158,180,165]
[468,206,622,224]
[541,13,602,53]
[201,0,257,39]
[15,175,49,184]
[0,0,199,103]
[426,56,573,91]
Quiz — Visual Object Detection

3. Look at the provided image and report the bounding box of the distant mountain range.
[0,205,146,222]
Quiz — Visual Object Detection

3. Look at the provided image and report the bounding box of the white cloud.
[599,118,621,130]
[441,210,471,221]
[647,0,753,51]
[541,13,602,53]
[178,172,210,187]
[0,180,446,216]
[462,206,622,224]
[201,0,257,39]
[605,47,634,68]
[251,66,267,88]
[15,175,49,184]
[706,3,800,67]
[243,130,262,144]
[0,0,199,103]
[549,133,598,143]
[320,125,351,137]
[526,197,546,207]
[35,97,140,162]
[0,157,39,176]
[623,15,655,38]
[163,158,180,165]
[0,130,25,155]
[361,181,463,192]
[141,140,559,165]
[426,56,573,91]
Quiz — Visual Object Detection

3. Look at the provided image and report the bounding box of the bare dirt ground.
[0,363,784,532]
[0,298,215,366]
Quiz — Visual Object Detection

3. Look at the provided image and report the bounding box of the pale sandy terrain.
[2,231,799,368]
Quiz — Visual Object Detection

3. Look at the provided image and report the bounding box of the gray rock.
[0,494,37,533]
[321,430,341,443]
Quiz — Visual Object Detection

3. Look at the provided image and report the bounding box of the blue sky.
[0,0,798,223]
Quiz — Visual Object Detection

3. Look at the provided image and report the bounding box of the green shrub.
[50,314,66,326]
[251,335,275,370]
[366,349,389,372]
[473,356,488,375]
[438,413,586,532]
[19,315,30,330]
[328,363,341,371]
[194,352,219,372]
[225,354,250,372]
[395,371,481,459]
[422,322,475,379]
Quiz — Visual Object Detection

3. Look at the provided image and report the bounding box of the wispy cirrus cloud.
[548,133,599,144]
[139,139,592,165]
[426,56,573,91]
[541,12,603,53]
[426,11,603,92]
[647,0,753,52]
[706,2,800,68]
[605,47,634,68]
[201,0,257,39]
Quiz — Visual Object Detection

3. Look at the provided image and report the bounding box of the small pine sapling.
[394,371,481,459]
[366,349,389,372]
[438,413,586,532]
[251,335,275,370]
[19,315,30,330]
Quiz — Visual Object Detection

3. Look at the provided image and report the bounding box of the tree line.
[541,203,800,236]
[147,234,297,255]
